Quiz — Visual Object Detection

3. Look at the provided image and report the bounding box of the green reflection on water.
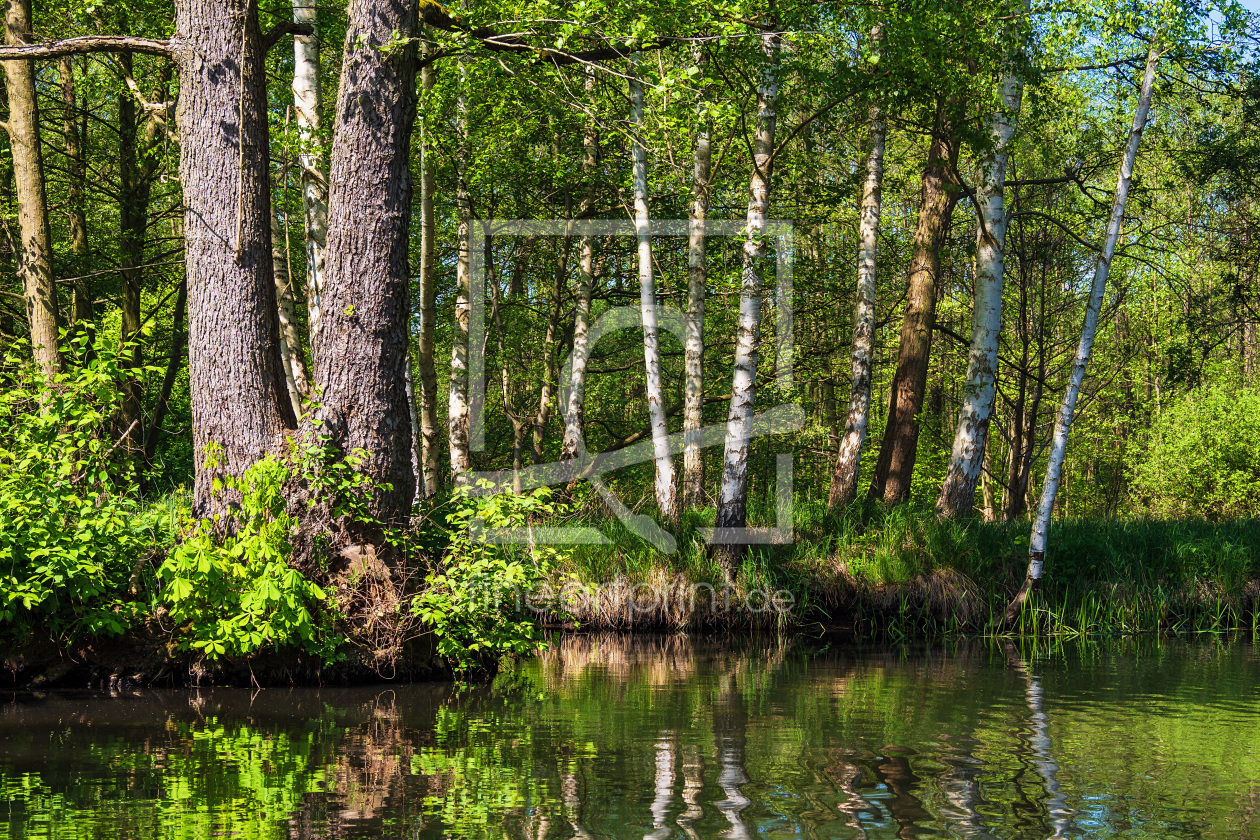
[2,637,1259,839]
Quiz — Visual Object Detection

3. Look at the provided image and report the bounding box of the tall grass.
[539,488,1260,637]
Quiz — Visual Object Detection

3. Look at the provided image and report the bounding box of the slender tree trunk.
[416,59,440,496]
[448,62,472,479]
[118,49,152,460]
[866,115,959,505]
[291,0,327,368]
[4,0,59,375]
[315,0,419,527]
[937,24,1027,517]
[1007,39,1161,622]
[631,57,676,520]
[272,215,308,417]
[828,103,885,511]
[533,231,568,464]
[175,0,296,511]
[714,31,779,570]
[561,67,598,462]
[144,277,187,468]
[682,50,711,507]
[59,55,91,327]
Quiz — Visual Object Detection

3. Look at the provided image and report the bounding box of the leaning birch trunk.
[416,59,441,497]
[937,19,1027,517]
[561,66,598,462]
[448,63,473,479]
[291,0,327,369]
[714,31,779,571]
[631,57,677,520]
[4,0,59,375]
[271,215,309,418]
[682,49,712,507]
[827,105,885,511]
[1005,39,1161,622]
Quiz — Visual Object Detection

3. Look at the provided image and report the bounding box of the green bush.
[0,343,164,641]
[413,484,567,675]
[158,449,342,662]
[1131,386,1260,518]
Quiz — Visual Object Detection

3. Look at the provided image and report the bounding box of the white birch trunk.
[291,0,327,369]
[827,103,884,511]
[271,214,310,418]
[1007,39,1161,620]
[416,59,441,497]
[937,15,1028,517]
[682,48,712,508]
[714,32,779,565]
[632,58,677,520]
[561,67,598,461]
[448,64,472,478]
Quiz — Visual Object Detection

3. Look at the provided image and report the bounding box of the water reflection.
[2,636,1259,839]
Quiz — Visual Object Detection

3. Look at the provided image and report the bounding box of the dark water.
[2,636,1259,839]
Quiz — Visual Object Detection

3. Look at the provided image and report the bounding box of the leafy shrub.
[0,342,163,641]
[1130,386,1260,518]
[413,484,568,674]
[158,449,342,661]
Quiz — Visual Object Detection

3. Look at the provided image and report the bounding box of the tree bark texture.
[272,215,309,418]
[291,0,327,369]
[937,24,1027,517]
[1009,39,1160,621]
[416,59,441,496]
[866,120,959,505]
[632,59,677,520]
[4,0,59,375]
[448,62,472,478]
[714,31,779,568]
[315,0,419,526]
[828,106,885,511]
[173,0,296,511]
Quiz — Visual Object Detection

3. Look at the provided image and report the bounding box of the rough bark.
[315,0,419,526]
[59,55,91,326]
[714,31,778,570]
[828,105,885,511]
[682,50,711,507]
[291,0,327,368]
[561,67,597,462]
[631,58,676,520]
[937,23,1027,517]
[4,0,59,375]
[416,59,440,496]
[865,117,960,505]
[1007,39,1160,622]
[174,0,296,510]
[448,62,472,479]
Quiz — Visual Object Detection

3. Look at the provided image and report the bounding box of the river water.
[1,635,1258,838]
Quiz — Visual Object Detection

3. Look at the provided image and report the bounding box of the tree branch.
[0,35,170,60]
[263,21,314,52]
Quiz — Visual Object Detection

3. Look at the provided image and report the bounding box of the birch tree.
[291,0,328,366]
[1006,38,1162,621]
[682,48,712,507]
[561,68,598,462]
[937,10,1029,517]
[715,30,779,570]
[827,97,885,511]
[416,58,441,496]
[631,57,677,520]
[448,63,473,479]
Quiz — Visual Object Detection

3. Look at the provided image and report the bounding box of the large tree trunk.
[448,63,472,479]
[828,103,885,511]
[416,59,441,496]
[59,55,91,327]
[291,0,327,368]
[175,0,296,511]
[1007,39,1160,622]
[315,0,419,527]
[561,67,598,462]
[4,0,59,375]
[631,59,677,520]
[682,50,711,507]
[714,30,779,571]
[865,117,959,505]
[937,24,1027,517]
